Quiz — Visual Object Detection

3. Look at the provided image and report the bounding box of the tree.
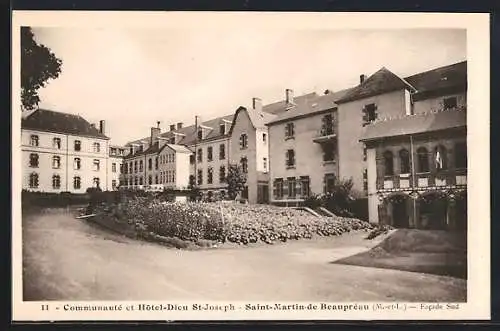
[225,164,247,200]
[21,27,63,111]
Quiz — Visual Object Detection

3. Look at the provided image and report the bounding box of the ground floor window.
[324,173,336,193]
[29,172,39,188]
[73,176,81,189]
[300,176,310,197]
[52,175,61,189]
[112,180,117,190]
[273,178,283,199]
[287,177,297,198]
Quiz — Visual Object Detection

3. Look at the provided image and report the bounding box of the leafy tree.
[225,164,247,200]
[21,27,63,110]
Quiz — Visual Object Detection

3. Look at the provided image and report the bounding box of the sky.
[32,27,466,145]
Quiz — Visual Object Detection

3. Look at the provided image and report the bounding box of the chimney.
[99,120,106,134]
[285,89,294,105]
[170,124,176,131]
[177,122,183,130]
[360,74,367,84]
[150,124,161,145]
[252,97,262,112]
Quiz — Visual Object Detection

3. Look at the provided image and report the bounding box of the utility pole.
[410,135,417,227]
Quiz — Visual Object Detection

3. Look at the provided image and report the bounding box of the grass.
[333,229,467,279]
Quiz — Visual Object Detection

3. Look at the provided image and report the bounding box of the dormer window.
[197,129,203,140]
[220,123,226,135]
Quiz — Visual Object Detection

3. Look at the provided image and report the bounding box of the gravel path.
[22,209,466,302]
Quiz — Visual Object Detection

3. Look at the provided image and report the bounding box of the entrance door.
[257,184,269,204]
[392,199,409,228]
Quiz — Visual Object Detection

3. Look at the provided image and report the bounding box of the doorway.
[419,193,448,230]
[392,197,409,228]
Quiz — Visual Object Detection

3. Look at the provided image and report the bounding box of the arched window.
[399,149,410,174]
[434,145,448,170]
[383,151,394,176]
[417,147,429,173]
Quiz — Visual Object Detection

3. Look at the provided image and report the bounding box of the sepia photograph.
[11,11,490,321]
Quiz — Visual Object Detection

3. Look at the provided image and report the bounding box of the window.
[93,159,100,171]
[197,148,203,162]
[363,103,378,125]
[455,142,467,169]
[444,96,458,110]
[197,129,203,140]
[120,164,124,174]
[219,144,225,160]
[129,162,133,173]
[74,157,81,170]
[29,173,39,188]
[219,166,226,183]
[207,167,213,184]
[190,155,195,164]
[155,157,158,170]
[139,160,143,171]
[274,178,283,199]
[110,148,117,155]
[155,175,158,185]
[240,157,248,173]
[53,137,61,149]
[434,145,448,170]
[323,142,335,162]
[148,158,152,170]
[52,156,61,169]
[93,142,101,153]
[286,149,295,168]
[383,151,394,176]
[93,177,100,188]
[52,175,61,189]
[300,176,310,197]
[220,123,225,135]
[74,140,81,151]
[148,175,153,185]
[73,176,81,189]
[262,133,267,143]
[139,177,143,185]
[112,163,117,173]
[112,180,117,190]
[399,149,410,174]
[207,146,213,162]
[363,146,367,161]
[29,153,39,167]
[197,169,203,185]
[263,157,268,172]
[285,123,295,138]
[417,147,430,173]
[134,177,138,185]
[134,161,138,173]
[324,173,336,194]
[287,177,297,198]
[321,114,335,136]
[30,135,39,146]
[239,134,248,149]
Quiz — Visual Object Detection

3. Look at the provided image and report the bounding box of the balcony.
[313,126,337,144]
[377,169,467,191]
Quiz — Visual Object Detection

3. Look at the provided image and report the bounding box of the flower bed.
[93,198,383,246]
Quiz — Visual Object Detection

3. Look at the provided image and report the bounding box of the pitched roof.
[161,144,192,154]
[360,108,466,142]
[261,92,317,115]
[336,67,416,104]
[266,88,353,125]
[405,61,467,99]
[21,109,109,139]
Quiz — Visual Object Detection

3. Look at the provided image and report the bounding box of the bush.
[94,197,382,247]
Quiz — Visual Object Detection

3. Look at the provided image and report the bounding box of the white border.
[11,11,490,321]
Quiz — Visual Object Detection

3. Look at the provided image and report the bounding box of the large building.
[120,60,467,212]
[21,109,111,193]
[360,108,467,230]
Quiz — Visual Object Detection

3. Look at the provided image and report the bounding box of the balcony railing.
[313,124,337,143]
[377,168,467,191]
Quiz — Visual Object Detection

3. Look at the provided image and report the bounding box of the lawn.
[334,229,467,279]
